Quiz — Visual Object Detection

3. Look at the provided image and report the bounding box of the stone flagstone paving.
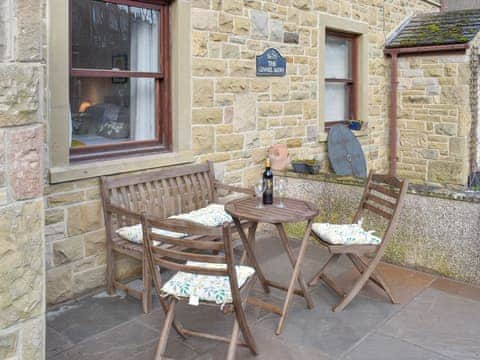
[47,235,480,360]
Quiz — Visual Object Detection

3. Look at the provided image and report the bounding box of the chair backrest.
[100,162,217,229]
[141,216,243,304]
[353,172,409,243]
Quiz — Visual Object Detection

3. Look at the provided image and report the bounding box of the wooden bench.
[100,162,254,313]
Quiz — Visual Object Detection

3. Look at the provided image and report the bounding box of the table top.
[225,197,319,224]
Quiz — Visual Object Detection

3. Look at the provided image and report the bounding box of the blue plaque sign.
[256,48,286,77]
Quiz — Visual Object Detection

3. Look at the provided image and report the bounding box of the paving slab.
[335,262,435,305]
[195,324,330,360]
[381,288,480,360]
[430,277,480,302]
[343,333,451,360]
[46,326,74,358]
[47,293,143,344]
[49,319,198,360]
[255,284,399,359]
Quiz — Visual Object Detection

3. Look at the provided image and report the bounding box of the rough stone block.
[6,125,43,200]
[45,208,64,225]
[47,191,84,208]
[428,161,465,184]
[15,0,43,61]
[73,266,106,297]
[66,201,103,236]
[222,43,240,59]
[233,16,250,35]
[258,103,283,116]
[0,0,11,61]
[192,108,223,124]
[192,31,208,57]
[192,126,214,155]
[419,149,439,160]
[251,10,268,39]
[192,59,227,76]
[234,94,256,132]
[53,237,85,266]
[434,123,457,136]
[0,64,42,127]
[219,13,234,33]
[0,331,18,359]
[0,200,43,329]
[192,9,217,31]
[230,60,255,77]
[284,32,299,44]
[217,134,244,152]
[216,78,248,93]
[193,79,213,107]
[222,0,243,14]
[270,20,283,42]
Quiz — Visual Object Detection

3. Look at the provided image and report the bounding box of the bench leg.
[106,247,115,295]
[142,256,152,314]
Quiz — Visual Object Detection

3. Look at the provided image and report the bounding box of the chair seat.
[115,204,233,244]
[312,222,382,245]
[161,261,255,305]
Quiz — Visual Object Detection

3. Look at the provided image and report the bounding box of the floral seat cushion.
[115,204,233,244]
[161,261,255,305]
[312,220,382,245]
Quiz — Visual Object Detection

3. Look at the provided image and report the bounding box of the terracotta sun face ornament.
[269,144,290,171]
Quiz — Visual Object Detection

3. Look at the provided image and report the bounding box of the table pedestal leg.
[276,220,314,335]
[233,218,269,294]
[275,223,314,310]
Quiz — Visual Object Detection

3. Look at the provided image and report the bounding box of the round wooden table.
[225,197,319,335]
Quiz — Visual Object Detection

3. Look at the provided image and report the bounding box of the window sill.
[318,128,368,142]
[49,150,194,184]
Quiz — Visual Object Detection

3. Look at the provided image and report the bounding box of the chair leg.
[155,299,176,359]
[333,257,380,312]
[106,248,115,295]
[348,254,398,304]
[235,304,258,356]
[226,319,240,360]
[142,256,152,314]
[308,253,340,287]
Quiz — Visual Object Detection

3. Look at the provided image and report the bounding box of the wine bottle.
[263,158,274,205]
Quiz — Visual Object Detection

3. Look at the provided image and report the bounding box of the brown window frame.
[69,0,172,162]
[324,30,358,129]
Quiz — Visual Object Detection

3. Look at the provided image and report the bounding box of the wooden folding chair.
[308,172,408,312]
[141,215,258,360]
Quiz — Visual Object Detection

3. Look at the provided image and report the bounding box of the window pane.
[325,83,350,122]
[71,0,159,72]
[325,35,351,79]
[70,77,156,148]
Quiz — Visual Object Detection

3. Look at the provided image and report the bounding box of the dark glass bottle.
[263,158,274,205]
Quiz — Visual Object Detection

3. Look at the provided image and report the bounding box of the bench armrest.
[214,181,255,196]
[104,203,142,222]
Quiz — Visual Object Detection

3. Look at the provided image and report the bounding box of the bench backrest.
[100,162,217,228]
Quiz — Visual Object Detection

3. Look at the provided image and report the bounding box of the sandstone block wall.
[0,0,46,358]
[396,50,474,185]
[45,0,439,306]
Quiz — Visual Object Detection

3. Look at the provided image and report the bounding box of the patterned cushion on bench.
[161,261,255,305]
[115,204,232,244]
[312,221,382,245]
[170,204,233,227]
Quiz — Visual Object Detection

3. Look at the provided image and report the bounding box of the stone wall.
[284,174,480,286]
[0,0,46,358]
[396,50,473,185]
[45,0,439,306]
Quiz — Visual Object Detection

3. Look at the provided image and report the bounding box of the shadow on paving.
[47,234,480,360]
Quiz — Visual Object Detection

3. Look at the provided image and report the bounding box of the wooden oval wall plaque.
[327,125,367,177]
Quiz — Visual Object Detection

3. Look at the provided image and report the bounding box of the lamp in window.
[78,101,92,113]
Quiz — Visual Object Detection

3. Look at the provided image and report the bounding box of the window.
[324,31,357,126]
[69,0,171,161]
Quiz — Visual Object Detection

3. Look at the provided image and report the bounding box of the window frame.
[68,0,172,162]
[324,30,358,129]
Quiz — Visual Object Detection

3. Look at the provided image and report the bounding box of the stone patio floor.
[47,234,480,360]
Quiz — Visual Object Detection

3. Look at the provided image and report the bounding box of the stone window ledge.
[318,129,368,143]
[49,151,194,184]
[276,170,480,204]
